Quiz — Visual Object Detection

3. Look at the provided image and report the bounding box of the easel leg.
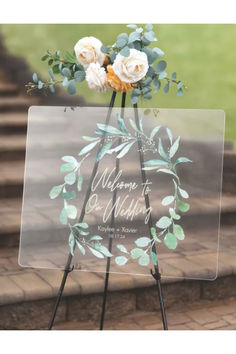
[48,91,117,330]
[99,92,126,330]
[151,269,168,330]
[133,103,168,330]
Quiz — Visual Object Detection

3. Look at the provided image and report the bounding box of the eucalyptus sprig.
[26,24,186,103]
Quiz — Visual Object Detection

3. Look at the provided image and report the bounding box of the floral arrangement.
[26,24,185,104]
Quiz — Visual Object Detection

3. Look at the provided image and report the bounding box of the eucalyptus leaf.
[62,67,71,77]
[60,208,67,225]
[120,46,130,57]
[49,85,55,93]
[65,204,77,219]
[82,136,100,142]
[89,235,103,241]
[145,24,153,31]
[60,191,75,200]
[173,224,185,240]
[159,71,167,80]
[129,119,142,135]
[177,199,190,212]
[78,140,99,155]
[62,77,69,87]
[115,256,128,265]
[152,47,164,58]
[38,81,43,89]
[127,24,137,29]
[151,251,158,266]
[64,172,76,185]
[107,142,129,155]
[49,68,54,79]
[156,216,172,229]
[178,187,189,199]
[32,72,38,83]
[164,233,178,250]
[49,184,63,199]
[87,246,104,259]
[143,93,152,100]
[131,95,138,105]
[116,114,129,134]
[94,244,113,257]
[144,31,156,42]
[76,229,89,236]
[174,157,192,165]
[138,253,150,266]
[169,136,180,158]
[172,72,177,80]
[62,156,77,164]
[177,88,183,97]
[162,195,175,206]
[77,174,83,191]
[143,159,167,166]
[101,45,109,53]
[117,141,136,159]
[74,70,85,82]
[150,125,161,140]
[68,232,75,255]
[110,51,116,62]
[131,248,144,259]
[166,128,173,144]
[150,227,161,242]
[156,60,167,73]
[76,240,85,255]
[128,31,141,43]
[117,244,128,254]
[60,163,75,173]
[97,123,124,136]
[96,141,113,161]
[163,82,170,94]
[74,222,88,229]
[135,237,151,247]
[116,33,128,48]
[158,138,169,161]
[169,208,181,220]
[67,80,76,95]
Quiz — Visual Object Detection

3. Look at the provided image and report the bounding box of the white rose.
[85,63,108,92]
[74,36,105,69]
[112,49,149,83]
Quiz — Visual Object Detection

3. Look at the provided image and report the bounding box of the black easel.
[48,91,168,330]
[99,101,168,330]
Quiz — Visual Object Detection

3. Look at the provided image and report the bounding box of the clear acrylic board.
[19,106,225,280]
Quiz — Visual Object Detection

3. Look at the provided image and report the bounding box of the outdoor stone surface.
[67,289,136,323]
[54,297,236,330]
[0,298,66,330]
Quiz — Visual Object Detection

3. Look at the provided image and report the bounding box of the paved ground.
[54,297,236,330]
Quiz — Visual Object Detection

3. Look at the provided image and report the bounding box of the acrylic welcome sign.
[19,106,225,280]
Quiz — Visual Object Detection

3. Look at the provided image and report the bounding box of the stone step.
[223,150,236,194]
[0,193,235,248]
[0,83,19,97]
[0,113,27,134]
[0,224,236,329]
[0,161,24,198]
[0,96,37,112]
[0,134,26,161]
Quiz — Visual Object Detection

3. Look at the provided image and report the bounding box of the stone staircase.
[1,78,236,329]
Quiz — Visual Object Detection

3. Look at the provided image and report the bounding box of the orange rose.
[106,65,133,93]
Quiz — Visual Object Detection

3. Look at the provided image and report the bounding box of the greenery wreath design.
[49,110,192,267]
